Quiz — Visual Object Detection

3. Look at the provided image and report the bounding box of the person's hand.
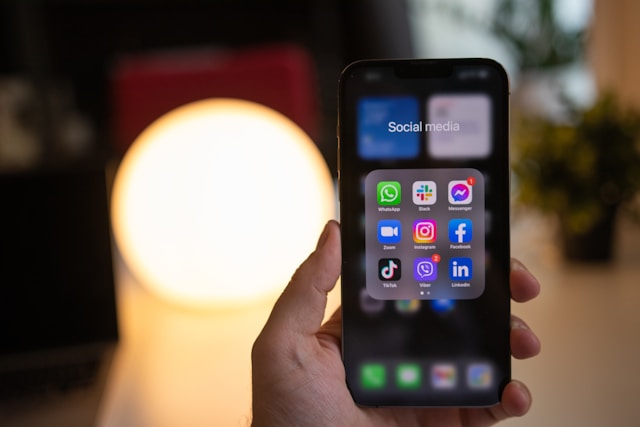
[251,220,541,427]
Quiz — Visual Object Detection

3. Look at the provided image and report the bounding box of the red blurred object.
[111,44,319,153]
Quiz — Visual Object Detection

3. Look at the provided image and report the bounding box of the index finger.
[510,258,541,303]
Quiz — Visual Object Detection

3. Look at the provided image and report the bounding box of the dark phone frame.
[338,58,511,407]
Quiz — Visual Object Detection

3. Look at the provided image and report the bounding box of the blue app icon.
[449,219,472,243]
[377,220,402,244]
[449,257,473,280]
[430,299,455,313]
[358,97,420,159]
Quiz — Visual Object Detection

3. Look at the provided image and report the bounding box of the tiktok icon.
[378,258,401,281]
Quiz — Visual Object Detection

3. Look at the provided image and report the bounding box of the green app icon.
[377,181,401,205]
[396,363,422,389]
[361,363,386,390]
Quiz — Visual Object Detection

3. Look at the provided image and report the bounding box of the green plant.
[490,0,585,71]
[513,93,640,235]
[421,0,585,71]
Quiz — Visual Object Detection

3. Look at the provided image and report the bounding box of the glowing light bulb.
[111,99,335,308]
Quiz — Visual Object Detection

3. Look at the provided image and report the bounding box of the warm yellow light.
[111,99,335,308]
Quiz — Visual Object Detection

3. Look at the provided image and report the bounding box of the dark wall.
[0,0,414,172]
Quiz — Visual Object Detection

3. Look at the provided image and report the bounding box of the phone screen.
[338,59,510,407]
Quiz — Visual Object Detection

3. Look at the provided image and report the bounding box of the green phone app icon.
[361,363,386,389]
[377,181,401,205]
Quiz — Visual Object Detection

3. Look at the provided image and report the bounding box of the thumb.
[260,220,341,339]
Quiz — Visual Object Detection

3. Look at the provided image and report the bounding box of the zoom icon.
[378,220,402,244]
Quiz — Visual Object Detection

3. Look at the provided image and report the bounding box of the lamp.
[110,98,335,308]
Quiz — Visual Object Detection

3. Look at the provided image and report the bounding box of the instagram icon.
[413,219,437,243]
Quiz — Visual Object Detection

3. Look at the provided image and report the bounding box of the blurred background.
[1,0,639,426]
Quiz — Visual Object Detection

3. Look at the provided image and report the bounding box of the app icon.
[395,299,421,314]
[414,258,437,281]
[430,299,455,314]
[360,288,385,314]
[467,363,493,389]
[377,181,401,205]
[412,181,437,205]
[428,94,490,159]
[361,363,386,390]
[431,364,457,389]
[396,363,422,389]
[413,219,437,243]
[450,257,473,280]
[378,258,401,281]
[448,180,472,204]
[358,97,420,160]
[377,220,402,244]
[449,219,472,243]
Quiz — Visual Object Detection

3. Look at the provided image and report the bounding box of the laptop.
[0,165,119,426]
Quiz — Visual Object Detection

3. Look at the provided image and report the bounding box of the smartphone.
[338,58,510,407]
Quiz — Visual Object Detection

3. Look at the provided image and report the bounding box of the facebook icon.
[448,219,472,243]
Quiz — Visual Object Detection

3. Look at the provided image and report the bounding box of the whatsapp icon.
[377,181,401,205]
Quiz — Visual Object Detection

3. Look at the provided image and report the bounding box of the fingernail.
[511,259,529,273]
[316,221,331,249]
[511,317,528,330]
